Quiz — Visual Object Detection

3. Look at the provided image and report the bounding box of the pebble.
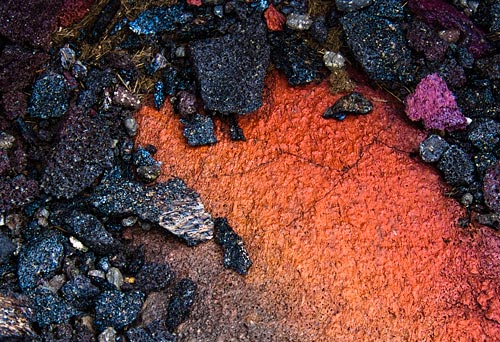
[98,327,117,342]
[286,13,313,31]
[60,45,76,70]
[113,86,141,109]
[182,114,217,147]
[124,117,138,137]
[214,217,252,275]
[175,45,186,58]
[18,234,65,291]
[106,267,124,290]
[70,236,88,252]
[128,4,190,35]
[176,91,197,118]
[467,119,500,152]
[94,290,145,331]
[121,216,138,227]
[136,164,162,183]
[0,131,15,150]
[148,53,168,74]
[474,212,500,230]
[437,145,475,186]
[154,81,166,109]
[473,153,497,176]
[460,193,474,207]
[166,279,197,332]
[323,51,346,70]
[419,135,450,163]
[323,92,373,120]
[28,286,80,327]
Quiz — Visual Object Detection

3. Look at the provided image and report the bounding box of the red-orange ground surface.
[134,71,500,341]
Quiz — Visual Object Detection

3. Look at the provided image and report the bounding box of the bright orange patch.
[135,71,500,340]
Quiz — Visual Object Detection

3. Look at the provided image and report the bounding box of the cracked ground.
[133,70,500,341]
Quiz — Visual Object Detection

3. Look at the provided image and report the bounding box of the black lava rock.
[467,119,500,152]
[42,107,114,199]
[134,263,175,293]
[214,217,252,275]
[437,145,475,186]
[228,114,246,141]
[189,16,270,114]
[322,92,373,121]
[340,1,414,84]
[27,73,69,119]
[0,231,16,264]
[94,290,144,332]
[28,286,80,328]
[133,147,162,183]
[455,80,499,119]
[62,211,117,254]
[89,171,214,246]
[335,0,373,12]
[126,322,177,342]
[61,275,100,310]
[474,153,497,176]
[419,135,450,163]
[181,114,217,147]
[166,279,197,332]
[18,234,65,291]
[269,31,324,86]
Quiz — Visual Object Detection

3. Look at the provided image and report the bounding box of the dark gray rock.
[182,114,217,147]
[18,234,65,291]
[419,135,450,163]
[340,1,414,84]
[94,290,144,332]
[214,217,252,275]
[63,211,117,254]
[0,231,15,264]
[467,119,500,151]
[28,286,80,327]
[134,263,175,293]
[166,279,197,332]
[323,92,373,121]
[27,73,69,119]
[336,0,373,12]
[60,275,100,310]
[190,16,269,114]
[437,145,475,186]
[89,171,214,246]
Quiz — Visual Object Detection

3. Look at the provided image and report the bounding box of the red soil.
[135,71,500,341]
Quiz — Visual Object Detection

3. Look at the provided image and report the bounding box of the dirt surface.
[134,71,500,341]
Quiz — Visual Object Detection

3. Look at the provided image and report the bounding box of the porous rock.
[214,217,252,275]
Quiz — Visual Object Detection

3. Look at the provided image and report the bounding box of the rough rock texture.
[190,16,270,114]
[42,108,113,199]
[89,173,214,245]
[406,73,467,131]
[135,71,500,340]
[340,2,414,84]
[94,290,144,332]
[214,217,252,275]
[484,161,500,212]
[27,73,69,119]
[0,294,36,339]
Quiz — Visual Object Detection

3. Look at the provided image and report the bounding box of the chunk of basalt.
[166,279,197,332]
[437,58,467,88]
[0,45,49,92]
[94,290,144,332]
[18,234,65,291]
[42,108,113,199]
[214,218,252,275]
[269,32,324,86]
[27,73,69,119]
[408,0,491,58]
[27,286,80,328]
[62,211,117,254]
[467,119,500,152]
[134,263,175,293]
[0,175,39,212]
[0,0,62,49]
[190,16,270,114]
[340,2,414,85]
[60,275,100,310]
[323,92,373,121]
[182,114,217,147]
[419,134,450,163]
[128,4,190,35]
[405,73,467,131]
[437,145,475,186]
[474,153,497,177]
[89,173,214,246]
[484,161,500,213]
[455,80,499,119]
